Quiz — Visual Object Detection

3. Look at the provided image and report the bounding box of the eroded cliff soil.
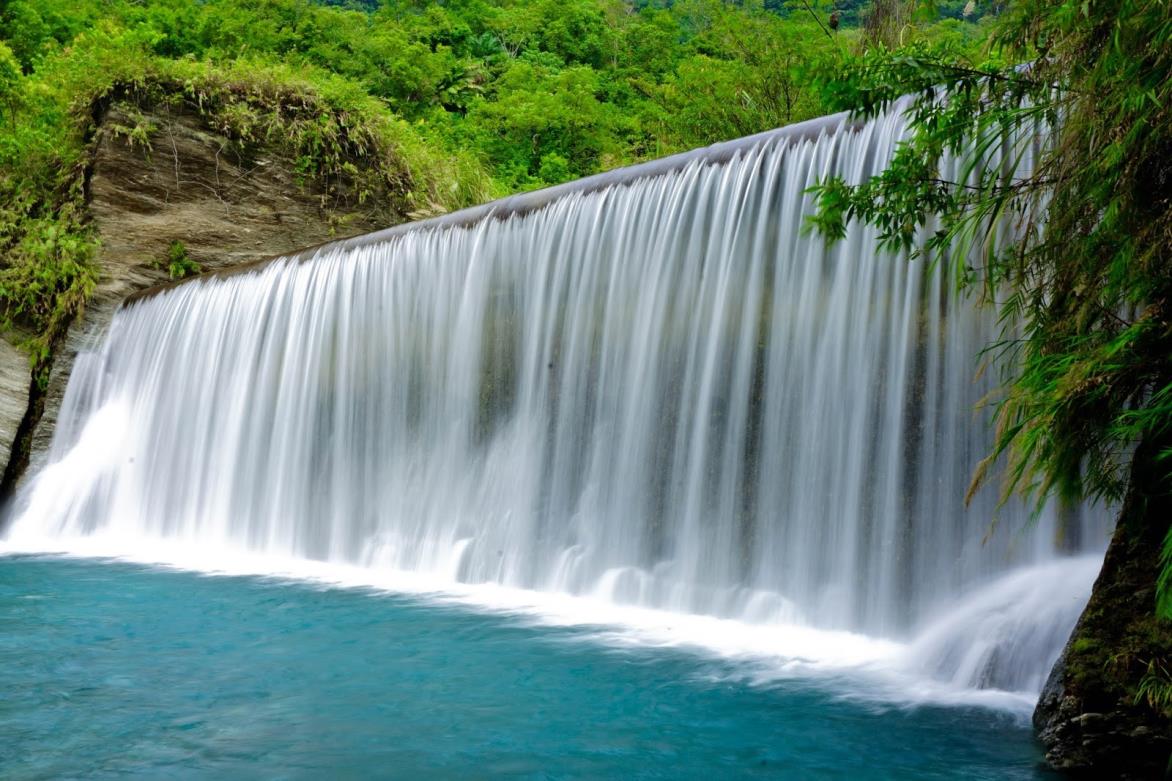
[0,100,394,492]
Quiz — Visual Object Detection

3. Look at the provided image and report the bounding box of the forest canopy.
[0,0,989,359]
[809,0,1172,628]
[0,0,991,190]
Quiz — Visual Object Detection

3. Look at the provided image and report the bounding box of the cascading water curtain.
[6,105,1108,691]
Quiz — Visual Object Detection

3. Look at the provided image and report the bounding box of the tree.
[808,1,1172,771]
[659,1,832,148]
[811,0,1172,608]
[463,59,618,187]
[0,41,20,129]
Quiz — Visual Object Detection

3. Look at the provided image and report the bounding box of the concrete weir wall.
[124,110,855,303]
[0,105,854,492]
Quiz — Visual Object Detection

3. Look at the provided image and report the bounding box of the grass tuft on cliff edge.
[0,24,496,378]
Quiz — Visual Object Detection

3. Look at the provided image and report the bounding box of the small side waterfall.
[4,107,1108,694]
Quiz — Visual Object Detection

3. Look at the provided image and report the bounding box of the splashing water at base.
[905,556,1102,694]
[0,506,1102,710]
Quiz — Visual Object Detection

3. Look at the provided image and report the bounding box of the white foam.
[1,534,1079,718]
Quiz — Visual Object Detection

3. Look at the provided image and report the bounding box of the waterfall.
[4,106,1108,695]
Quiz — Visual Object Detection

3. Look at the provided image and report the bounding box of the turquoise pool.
[0,555,1055,779]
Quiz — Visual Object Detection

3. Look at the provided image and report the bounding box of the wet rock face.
[88,104,392,286]
[1036,665,1172,778]
[1034,435,1172,780]
[0,101,393,490]
[0,339,30,471]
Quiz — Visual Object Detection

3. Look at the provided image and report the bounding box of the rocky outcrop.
[0,100,393,492]
[1034,434,1172,779]
[0,337,30,470]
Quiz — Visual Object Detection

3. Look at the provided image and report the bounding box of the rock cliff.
[1034,432,1172,779]
[0,99,393,494]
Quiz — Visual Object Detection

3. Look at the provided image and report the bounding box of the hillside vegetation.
[0,0,989,360]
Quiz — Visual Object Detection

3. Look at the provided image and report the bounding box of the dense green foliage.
[0,0,990,359]
[810,0,1172,619]
[0,0,846,193]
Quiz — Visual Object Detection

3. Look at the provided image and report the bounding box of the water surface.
[1,556,1055,779]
